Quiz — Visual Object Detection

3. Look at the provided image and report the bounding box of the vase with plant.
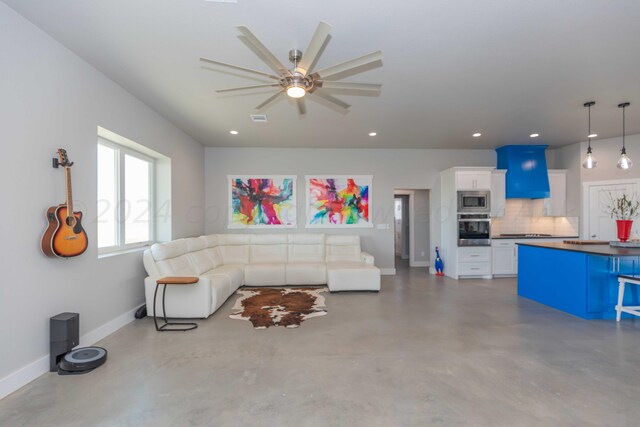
[607,193,640,241]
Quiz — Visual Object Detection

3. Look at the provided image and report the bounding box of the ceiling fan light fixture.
[286,84,306,98]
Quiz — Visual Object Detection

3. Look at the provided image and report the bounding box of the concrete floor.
[2,265,640,426]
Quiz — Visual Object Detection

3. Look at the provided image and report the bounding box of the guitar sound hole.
[65,216,77,228]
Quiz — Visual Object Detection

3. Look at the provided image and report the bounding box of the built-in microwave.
[457,191,490,213]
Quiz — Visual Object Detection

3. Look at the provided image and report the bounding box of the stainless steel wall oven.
[458,214,491,246]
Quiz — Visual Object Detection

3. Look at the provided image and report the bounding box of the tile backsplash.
[491,199,579,236]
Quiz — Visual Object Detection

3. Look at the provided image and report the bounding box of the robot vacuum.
[57,346,107,375]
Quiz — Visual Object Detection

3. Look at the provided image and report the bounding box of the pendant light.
[582,101,597,169]
[617,102,632,170]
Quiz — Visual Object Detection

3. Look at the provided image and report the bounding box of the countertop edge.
[517,241,640,256]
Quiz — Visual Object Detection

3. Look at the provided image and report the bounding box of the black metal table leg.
[153,283,198,332]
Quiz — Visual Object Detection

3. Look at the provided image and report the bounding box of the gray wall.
[0,4,205,380]
[204,147,496,271]
[552,134,640,233]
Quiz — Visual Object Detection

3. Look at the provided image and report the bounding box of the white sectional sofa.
[142,234,380,319]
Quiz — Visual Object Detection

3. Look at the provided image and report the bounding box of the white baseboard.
[381,268,396,275]
[0,305,140,401]
[429,267,436,275]
[410,261,430,267]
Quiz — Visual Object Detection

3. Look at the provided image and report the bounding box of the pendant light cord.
[588,103,592,150]
[623,104,626,151]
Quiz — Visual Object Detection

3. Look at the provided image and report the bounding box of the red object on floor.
[616,219,633,242]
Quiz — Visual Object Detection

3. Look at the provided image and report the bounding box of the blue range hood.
[496,145,550,199]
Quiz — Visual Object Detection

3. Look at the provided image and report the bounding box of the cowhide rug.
[229,287,328,329]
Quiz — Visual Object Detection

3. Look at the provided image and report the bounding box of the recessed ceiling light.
[588,133,598,138]
[530,133,540,138]
[473,133,482,137]
[230,130,239,135]
[369,132,377,136]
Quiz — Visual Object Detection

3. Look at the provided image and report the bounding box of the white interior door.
[587,182,638,240]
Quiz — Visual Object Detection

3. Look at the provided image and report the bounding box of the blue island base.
[518,245,640,320]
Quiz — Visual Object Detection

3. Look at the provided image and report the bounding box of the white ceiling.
[5,0,640,149]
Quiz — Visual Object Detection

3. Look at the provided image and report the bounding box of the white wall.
[204,147,496,271]
[412,189,430,265]
[0,4,204,384]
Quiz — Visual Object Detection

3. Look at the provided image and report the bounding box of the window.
[98,138,155,253]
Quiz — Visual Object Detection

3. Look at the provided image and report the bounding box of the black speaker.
[50,312,79,372]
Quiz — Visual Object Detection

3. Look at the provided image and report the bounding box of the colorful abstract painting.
[306,176,373,228]
[228,176,296,228]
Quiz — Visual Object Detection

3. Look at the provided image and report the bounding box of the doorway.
[394,195,410,269]
[394,189,430,272]
[583,179,640,240]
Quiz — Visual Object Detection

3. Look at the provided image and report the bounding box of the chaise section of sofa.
[142,233,381,319]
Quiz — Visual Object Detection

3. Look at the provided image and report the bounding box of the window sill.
[98,245,151,259]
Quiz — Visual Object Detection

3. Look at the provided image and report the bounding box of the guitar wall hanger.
[52,157,74,169]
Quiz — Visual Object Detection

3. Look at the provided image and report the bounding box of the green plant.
[608,193,640,220]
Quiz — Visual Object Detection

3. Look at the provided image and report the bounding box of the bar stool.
[616,274,640,321]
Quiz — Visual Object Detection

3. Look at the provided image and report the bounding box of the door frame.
[394,190,416,266]
[581,179,640,239]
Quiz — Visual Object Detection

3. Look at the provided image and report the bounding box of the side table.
[153,276,199,332]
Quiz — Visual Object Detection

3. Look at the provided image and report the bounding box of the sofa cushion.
[204,264,245,291]
[218,234,252,245]
[288,234,325,262]
[244,263,286,286]
[188,249,215,275]
[204,247,223,268]
[149,239,198,276]
[326,261,380,292]
[219,245,250,264]
[209,275,235,312]
[286,262,326,285]
[250,234,288,263]
[150,239,188,261]
[184,236,206,252]
[155,255,197,277]
[325,235,362,262]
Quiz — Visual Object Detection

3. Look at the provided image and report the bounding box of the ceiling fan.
[200,22,383,115]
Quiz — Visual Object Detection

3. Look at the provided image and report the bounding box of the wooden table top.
[156,276,199,285]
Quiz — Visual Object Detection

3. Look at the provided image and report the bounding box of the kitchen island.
[518,242,640,319]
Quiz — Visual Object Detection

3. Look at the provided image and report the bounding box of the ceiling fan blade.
[313,51,383,80]
[312,91,350,113]
[320,82,382,91]
[216,83,281,93]
[237,26,291,76]
[296,98,307,115]
[297,21,332,75]
[200,57,280,80]
[255,90,285,110]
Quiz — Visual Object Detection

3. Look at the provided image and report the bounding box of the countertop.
[491,235,579,240]
[517,241,640,256]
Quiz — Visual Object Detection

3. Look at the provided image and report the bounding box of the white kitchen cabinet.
[491,237,575,277]
[458,247,492,278]
[491,170,506,217]
[456,170,492,190]
[533,170,567,217]
[491,240,517,276]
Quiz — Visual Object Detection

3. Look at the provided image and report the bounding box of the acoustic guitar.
[41,149,88,258]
